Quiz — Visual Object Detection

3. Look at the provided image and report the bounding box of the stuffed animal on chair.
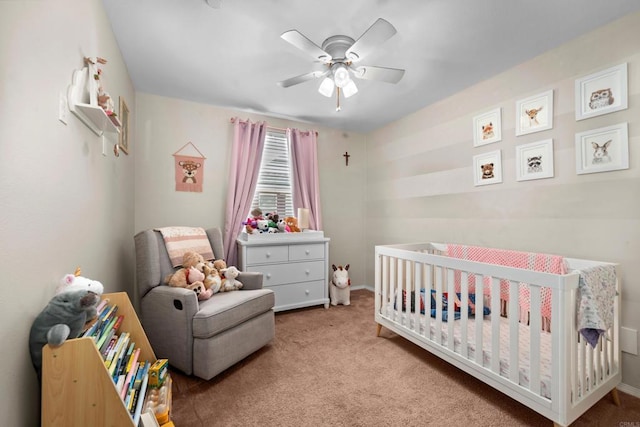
[220,266,243,292]
[165,251,206,288]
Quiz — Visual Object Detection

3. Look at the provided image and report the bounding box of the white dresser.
[237,232,330,312]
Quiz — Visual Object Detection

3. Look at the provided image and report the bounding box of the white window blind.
[251,129,294,218]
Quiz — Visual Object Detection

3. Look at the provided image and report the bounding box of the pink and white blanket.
[446,244,567,319]
[155,226,215,267]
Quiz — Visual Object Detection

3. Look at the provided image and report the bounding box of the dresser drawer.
[289,243,325,261]
[270,280,326,309]
[245,245,289,265]
[248,260,325,286]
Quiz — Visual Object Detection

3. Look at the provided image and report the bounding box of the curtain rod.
[229,117,318,135]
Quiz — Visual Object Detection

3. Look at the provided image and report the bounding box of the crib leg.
[611,388,621,406]
[376,323,382,337]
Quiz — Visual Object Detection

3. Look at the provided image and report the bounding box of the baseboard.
[618,383,640,398]
[351,285,374,292]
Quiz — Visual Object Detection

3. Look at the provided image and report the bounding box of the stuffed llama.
[330,264,351,306]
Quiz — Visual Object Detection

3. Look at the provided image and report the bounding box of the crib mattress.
[384,305,553,399]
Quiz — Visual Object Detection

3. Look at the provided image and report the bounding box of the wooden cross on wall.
[343,151,350,166]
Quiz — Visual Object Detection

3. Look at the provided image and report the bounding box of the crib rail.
[374,243,620,426]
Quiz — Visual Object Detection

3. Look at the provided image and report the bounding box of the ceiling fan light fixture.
[318,77,335,97]
[332,64,350,88]
[342,80,358,98]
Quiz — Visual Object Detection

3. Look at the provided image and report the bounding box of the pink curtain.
[289,128,322,230]
[224,118,266,266]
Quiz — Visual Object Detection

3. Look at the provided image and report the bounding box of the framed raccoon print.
[516,139,554,181]
[575,122,628,175]
[516,90,553,136]
[575,63,627,121]
[473,150,502,186]
[473,107,502,147]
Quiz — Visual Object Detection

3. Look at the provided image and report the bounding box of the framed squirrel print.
[575,63,628,121]
[575,122,628,175]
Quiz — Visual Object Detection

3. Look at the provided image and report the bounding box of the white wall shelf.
[67,63,121,136]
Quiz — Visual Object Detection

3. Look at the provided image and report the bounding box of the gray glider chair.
[134,227,275,380]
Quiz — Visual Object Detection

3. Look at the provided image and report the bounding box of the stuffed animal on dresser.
[330,264,351,306]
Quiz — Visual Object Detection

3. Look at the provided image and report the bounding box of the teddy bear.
[285,216,301,232]
[29,289,102,382]
[202,261,222,294]
[165,251,206,288]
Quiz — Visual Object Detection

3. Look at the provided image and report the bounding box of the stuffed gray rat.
[28,289,101,381]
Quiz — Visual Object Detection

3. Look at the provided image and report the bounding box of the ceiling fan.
[278,18,405,111]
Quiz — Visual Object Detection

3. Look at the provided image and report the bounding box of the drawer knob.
[305,269,310,275]
[305,250,310,255]
[266,273,271,279]
[305,290,310,295]
[266,252,271,258]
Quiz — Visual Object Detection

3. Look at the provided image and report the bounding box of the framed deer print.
[575,122,628,175]
[516,90,553,136]
[575,63,627,121]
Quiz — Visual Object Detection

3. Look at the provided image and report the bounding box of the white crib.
[374,242,621,427]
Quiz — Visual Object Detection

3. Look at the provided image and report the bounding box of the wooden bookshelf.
[41,292,157,427]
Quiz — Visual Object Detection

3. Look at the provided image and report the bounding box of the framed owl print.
[575,63,628,121]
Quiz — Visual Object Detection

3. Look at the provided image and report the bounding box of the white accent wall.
[365,12,640,392]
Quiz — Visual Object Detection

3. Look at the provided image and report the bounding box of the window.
[250,129,294,217]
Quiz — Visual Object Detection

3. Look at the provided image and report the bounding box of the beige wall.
[365,12,640,390]
[0,1,136,425]
[134,93,368,288]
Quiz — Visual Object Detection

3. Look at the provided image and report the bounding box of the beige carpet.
[169,290,640,426]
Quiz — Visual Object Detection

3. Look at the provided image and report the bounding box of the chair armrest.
[139,285,199,375]
[238,272,263,290]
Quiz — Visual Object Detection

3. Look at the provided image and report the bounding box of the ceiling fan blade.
[345,18,397,63]
[281,30,332,63]
[351,65,405,84]
[277,70,328,88]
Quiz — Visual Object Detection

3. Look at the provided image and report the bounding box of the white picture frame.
[515,90,553,136]
[472,108,502,147]
[575,122,629,175]
[516,139,554,181]
[575,63,628,121]
[473,150,502,186]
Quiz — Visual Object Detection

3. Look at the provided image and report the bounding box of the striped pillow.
[156,227,215,267]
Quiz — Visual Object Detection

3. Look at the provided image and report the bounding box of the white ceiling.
[103,0,640,133]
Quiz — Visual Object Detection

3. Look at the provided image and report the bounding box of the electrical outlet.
[58,92,69,125]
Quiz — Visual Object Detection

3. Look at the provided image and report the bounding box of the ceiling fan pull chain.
[336,87,341,112]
